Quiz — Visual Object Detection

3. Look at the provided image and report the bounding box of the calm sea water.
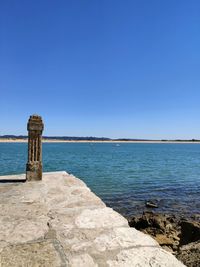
[0,142,200,217]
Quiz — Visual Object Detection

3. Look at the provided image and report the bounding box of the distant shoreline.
[0,138,200,144]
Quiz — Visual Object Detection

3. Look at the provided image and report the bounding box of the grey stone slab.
[0,171,185,267]
[0,241,63,267]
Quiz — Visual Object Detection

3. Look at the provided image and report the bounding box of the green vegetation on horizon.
[0,135,200,142]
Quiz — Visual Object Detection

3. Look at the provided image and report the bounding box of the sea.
[0,142,200,218]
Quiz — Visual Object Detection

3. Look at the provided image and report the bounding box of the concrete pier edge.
[0,171,185,266]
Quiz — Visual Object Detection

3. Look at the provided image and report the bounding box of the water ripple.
[0,142,200,217]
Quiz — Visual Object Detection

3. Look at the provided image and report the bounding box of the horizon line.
[0,135,200,142]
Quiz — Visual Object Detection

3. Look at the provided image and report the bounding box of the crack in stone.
[46,213,69,267]
[121,244,160,250]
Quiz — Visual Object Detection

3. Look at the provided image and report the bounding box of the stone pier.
[0,171,185,267]
[26,115,44,181]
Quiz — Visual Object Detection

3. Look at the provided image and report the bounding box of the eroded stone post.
[26,115,44,181]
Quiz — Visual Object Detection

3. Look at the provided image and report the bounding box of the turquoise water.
[0,142,200,217]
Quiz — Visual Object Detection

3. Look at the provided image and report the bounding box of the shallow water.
[0,142,200,217]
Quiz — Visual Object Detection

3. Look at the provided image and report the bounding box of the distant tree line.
[0,135,111,141]
[0,135,199,142]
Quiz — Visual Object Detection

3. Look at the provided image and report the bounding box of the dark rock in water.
[191,214,200,221]
[129,215,150,229]
[129,212,170,233]
[128,212,181,252]
[154,234,174,246]
[145,201,158,208]
[128,212,200,267]
[179,220,200,245]
[177,241,200,267]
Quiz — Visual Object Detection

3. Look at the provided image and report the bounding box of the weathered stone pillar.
[26,115,44,181]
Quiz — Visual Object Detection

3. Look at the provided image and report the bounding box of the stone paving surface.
[0,172,185,267]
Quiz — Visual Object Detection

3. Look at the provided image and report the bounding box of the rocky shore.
[128,212,200,267]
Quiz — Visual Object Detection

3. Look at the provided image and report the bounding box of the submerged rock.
[145,201,158,208]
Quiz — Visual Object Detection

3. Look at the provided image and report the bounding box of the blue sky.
[0,0,200,139]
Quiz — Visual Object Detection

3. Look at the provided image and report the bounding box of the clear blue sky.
[1,0,200,139]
